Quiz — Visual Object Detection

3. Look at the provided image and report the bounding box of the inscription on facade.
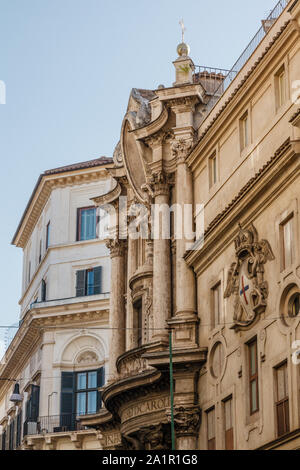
[102,431,122,449]
[122,395,171,423]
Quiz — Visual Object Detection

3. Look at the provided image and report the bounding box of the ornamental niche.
[224,223,275,331]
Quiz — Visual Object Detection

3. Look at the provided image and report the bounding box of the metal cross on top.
[179,19,186,43]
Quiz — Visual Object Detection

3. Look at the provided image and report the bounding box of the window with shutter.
[206,407,216,450]
[93,266,102,295]
[16,410,22,449]
[248,338,259,415]
[275,362,290,437]
[76,267,102,297]
[223,397,234,450]
[60,372,76,430]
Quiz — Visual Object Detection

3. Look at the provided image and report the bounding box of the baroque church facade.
[82,0,300,450]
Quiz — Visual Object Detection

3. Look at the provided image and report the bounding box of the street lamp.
[10,383,22,403]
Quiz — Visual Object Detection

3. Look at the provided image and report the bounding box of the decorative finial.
[179,19,186,43]
[177,19,190,57]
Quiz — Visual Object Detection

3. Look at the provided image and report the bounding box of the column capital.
[106,238,127,258]
[147,171,175,198]
[167,405,201,437]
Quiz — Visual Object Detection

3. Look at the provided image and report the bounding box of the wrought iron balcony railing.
[23,414,88,437]
[205,0,289,108]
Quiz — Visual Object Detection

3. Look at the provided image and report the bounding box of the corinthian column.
[173,138,196,319]
[150,173,172,343]
[106,239,126,380]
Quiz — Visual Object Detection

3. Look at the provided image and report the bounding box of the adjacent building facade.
[81,0,300,451]
[0,157,113,450]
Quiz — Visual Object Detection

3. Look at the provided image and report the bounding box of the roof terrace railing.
[205,0,289,108]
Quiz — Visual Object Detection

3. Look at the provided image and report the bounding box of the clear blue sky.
[0,0,278,336]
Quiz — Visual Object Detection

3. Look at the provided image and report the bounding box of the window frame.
[77,206,98,242]
[280,214,294,272]
[209,151,218,188]
[248,338,259,416]
[211,281,222,329]
[206,407,216,450]
[75,266,102,297]
[46,221,50,250]
[223,396,234,450]
[275,361,290,437]
[275,65,286,110]
[75,370,99,416]
[240,111,250,151]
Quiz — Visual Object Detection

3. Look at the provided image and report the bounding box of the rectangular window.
[276,67,286,109]
[248,339,259,415]
[209,152,217,188]
[75,370,104,416]
[211,282,222,329]
[207,407,216,450]
[280,216,293,271]
[135,300,143,348]
[275,362,290,437]
[77,207,97,241]
[76,266,102,297]
[223,397,234,450]
[240,112,249,151]
[46,222,50,250]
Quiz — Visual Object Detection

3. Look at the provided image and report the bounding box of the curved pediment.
[121,116,149,203]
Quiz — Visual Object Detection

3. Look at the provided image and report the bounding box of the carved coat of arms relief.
[224,223,275,331]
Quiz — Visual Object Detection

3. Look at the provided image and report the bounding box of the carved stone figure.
[224,223,275,330]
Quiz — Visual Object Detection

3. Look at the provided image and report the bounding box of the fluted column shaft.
[152,184,171,342]
[175,159,196,317]
[107,240,126,380]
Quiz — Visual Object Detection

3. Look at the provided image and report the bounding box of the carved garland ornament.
[171,137,195,164]
[224,223,275,331]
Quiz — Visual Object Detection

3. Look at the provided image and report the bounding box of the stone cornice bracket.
[105,238,127,258]
[166,95,199,113]
[171,136,196,165]
[289,108,300,128]
[166,405,201,437]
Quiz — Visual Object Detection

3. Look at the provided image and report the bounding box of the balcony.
[23,414,87,436]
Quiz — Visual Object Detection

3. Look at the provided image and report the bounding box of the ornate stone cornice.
[166,95,199,112]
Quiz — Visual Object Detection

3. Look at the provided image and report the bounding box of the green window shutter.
[93,266,102,295]
[60,372,75,416]
[97,367,105,411]
[31,385,40,421]
[41,279,47,302]
[76,270,86,297]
